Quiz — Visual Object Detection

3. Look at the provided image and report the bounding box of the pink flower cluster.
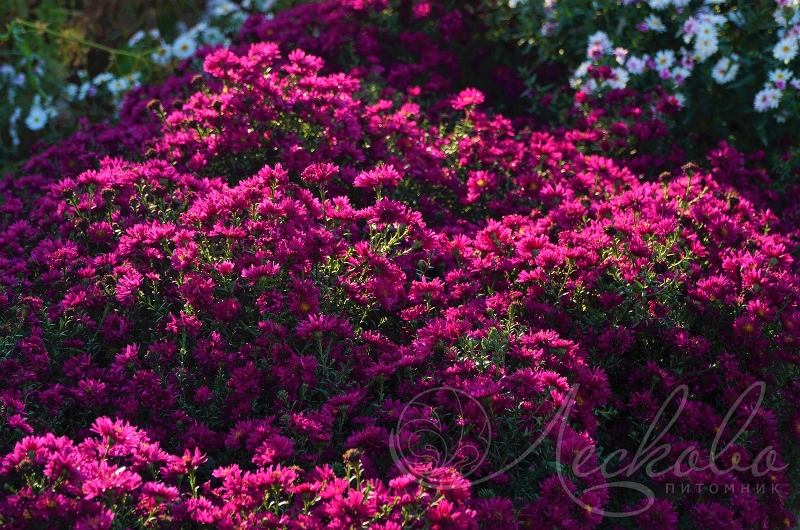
[1,417,482,529]
[0,1,799,528]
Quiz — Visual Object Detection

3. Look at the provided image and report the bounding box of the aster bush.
[0,0,799,529]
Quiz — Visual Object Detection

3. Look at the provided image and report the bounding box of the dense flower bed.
[1,0,799,528]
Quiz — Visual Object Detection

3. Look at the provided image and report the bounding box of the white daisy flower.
[25,105,48,131]
[151,42,172,66]
[605,67,630,89]
[107,77,131,96]
[720,63,739,83]
[647,0,671,9]
[695,22,718,40]
[626,56,647,75]
[711,57,739,84]
[644,14,667,33]
[127,30,145,47]
[654,50,676,71]
[672,67,691,85]
[769,68,793,89]
[753,87,782,112]
[78,82,91,101]
[587,31,613,55]
[211,0,239,17]
[92,72,113,86]
[589,31,611,48]
[769,69,794,83]
[693,36,719,62]
[773,37,799,63]
[63,83,79,101]
[172,33,198,60]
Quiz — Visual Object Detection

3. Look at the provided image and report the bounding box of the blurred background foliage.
[0,0,313,173]
[0,0,208,171]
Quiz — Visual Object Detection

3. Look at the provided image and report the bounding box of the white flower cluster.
[517,0,800,118]
[1,0,277,149]
[139,0,276,67]
[1,62,58,144]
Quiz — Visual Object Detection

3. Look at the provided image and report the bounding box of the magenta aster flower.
[301,163,339,184]
[253,435,295,466]
[475,497,517,529]
[75,508,114,530]
[426,499,477,530]
[324,490,377,528]
[353,165,402,190]
[451,88,485,110]
[634,498,679,530]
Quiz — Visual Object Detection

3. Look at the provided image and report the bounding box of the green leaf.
[724,73,756,90]
[755,123,768,147]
